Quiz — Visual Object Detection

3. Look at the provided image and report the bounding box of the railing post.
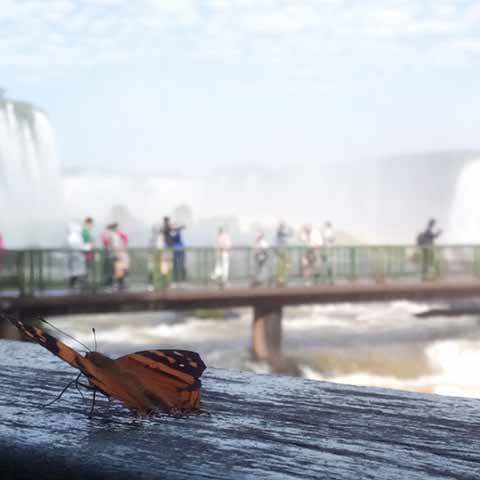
[18,250,34,297]
[16,251,25,297]
[433,247,445,280]
[349,247,357,281]
[152,250,159,290]
[92,249,101,292]
[204,248,210,287]
[28,250,34,296]
[374,247,386,283]
[433,246,441,280]
[474,246,480,278]
[38,251,44,292]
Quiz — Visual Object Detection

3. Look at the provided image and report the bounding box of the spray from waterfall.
[447,159,480,244]
[0,93,64,247]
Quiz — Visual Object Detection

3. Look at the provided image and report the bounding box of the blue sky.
[2,0,480,175]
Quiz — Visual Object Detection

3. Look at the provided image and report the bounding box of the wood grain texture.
[1,339,480,479]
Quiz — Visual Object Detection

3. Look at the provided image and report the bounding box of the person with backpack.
[417,219,442,280]
[251,232,269,287]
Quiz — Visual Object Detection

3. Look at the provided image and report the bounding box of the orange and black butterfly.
[7,316,206,416]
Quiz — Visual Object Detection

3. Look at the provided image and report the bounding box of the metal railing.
[1,245,480,297]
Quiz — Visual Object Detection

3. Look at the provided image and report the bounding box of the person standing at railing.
[103,223,130,290]
[66,222,87,290]
[417,219,442,280]
[211,227,232,288]
[158,217,175,284]
[252,232,269,287]
[301,224,321,285]
[172,222,187,283]
[81,217,95,288]
[275,221,292,286]
[321,221,335,283]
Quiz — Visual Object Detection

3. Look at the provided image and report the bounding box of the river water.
[51,300,480,399]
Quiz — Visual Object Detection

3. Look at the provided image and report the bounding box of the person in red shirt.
[102,223,130,290]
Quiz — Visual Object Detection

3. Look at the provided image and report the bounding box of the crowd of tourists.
[249,221,336,288]
[61,217,340,291]
[0,217,443,289]
[66,217,130,291]
[63,215,190,291]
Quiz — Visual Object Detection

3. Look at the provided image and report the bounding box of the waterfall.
[447,159,480,244]
[0,97,64,247]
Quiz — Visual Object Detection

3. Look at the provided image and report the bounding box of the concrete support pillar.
[252,304,282,362]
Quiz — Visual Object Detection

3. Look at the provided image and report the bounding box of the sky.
[1,0,480,176]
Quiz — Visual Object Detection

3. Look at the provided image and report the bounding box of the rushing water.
[50,300,480,399]
[448,158,480,244]
[0,98,64,246]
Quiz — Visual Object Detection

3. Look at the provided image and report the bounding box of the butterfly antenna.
[92,328,97,352]
[40,319,91,352]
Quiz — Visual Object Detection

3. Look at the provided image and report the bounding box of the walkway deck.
[2,280,480,317]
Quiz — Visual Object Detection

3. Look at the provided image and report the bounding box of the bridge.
[2,244,480,368]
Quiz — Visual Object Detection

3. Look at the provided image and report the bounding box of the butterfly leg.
[89,389,97,418]
[73,374,89,404]
[42,376,76,407]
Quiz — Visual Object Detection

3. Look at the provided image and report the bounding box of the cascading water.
[0,93,64,247]
[447,159,480,244]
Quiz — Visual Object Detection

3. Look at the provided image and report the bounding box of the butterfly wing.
[114,350,206,412]
[7,315,207,414]
[7,316,84,370]
[8,317,144,409]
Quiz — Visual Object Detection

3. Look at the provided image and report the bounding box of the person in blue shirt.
[172,223,186,282]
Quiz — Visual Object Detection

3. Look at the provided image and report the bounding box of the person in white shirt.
[211,227,232,287]
[301,224,320,284]
[66,222,87,289]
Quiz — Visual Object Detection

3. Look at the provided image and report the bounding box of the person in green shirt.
[81,217,94,289]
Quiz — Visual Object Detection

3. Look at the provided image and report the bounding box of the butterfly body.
[7,316,206,415]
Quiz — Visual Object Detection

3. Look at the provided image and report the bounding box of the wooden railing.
[1,244,480,296]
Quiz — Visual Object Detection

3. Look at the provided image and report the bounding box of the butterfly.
[7,315,206,416]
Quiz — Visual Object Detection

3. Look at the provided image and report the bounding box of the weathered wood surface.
[1,340,480,480]
[3,281,480,317]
